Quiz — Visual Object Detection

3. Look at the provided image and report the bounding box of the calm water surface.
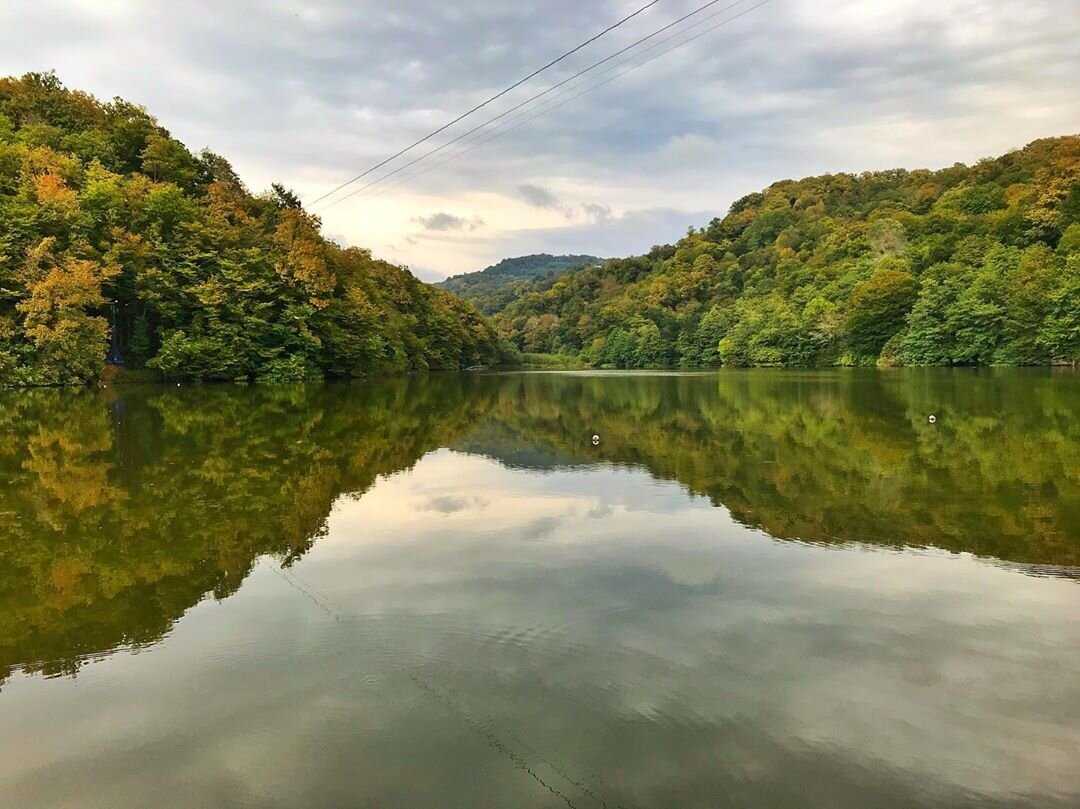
[1,369,1079,808]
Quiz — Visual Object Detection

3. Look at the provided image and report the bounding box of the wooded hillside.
[0,73,514,386]
[494,137,1080,368]
[437,253,601,315]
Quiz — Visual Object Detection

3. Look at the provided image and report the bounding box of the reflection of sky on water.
[2,449,1078,808]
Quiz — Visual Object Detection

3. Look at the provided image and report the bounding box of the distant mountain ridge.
[436,254,602,315]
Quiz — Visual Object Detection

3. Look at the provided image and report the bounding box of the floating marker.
[928,415,937,424]
[592,434,600,446]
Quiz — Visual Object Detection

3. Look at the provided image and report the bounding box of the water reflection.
[1,370,1078,808]
[1,370,1078,685]
[0,377,495,683]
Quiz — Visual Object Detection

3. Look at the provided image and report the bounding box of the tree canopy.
[0,72,515,386]
[437,253,602,315]
[491,137,1080,368]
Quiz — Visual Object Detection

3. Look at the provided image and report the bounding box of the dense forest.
[493,137,1080,368]
[437,253,601,315]
[0,73,514,386]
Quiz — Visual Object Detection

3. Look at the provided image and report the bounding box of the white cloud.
[1,0,1077,275]
[654,133,721,165]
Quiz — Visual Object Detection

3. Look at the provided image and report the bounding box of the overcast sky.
[2,0,1078,280]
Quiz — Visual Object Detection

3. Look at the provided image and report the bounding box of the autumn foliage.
[489,137,1080,367]
[0,73,514,385]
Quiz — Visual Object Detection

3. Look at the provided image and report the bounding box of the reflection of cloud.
[416,495,489,514]
[417,495,470,514]
[520,515,563,540]
[8,447,1080,808]
[587,503,613,520]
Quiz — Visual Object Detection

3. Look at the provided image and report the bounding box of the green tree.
[0,73,506,386]
[845,268,919,360]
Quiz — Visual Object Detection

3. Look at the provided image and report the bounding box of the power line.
[320,0,747,211]
[422,1,775,184]
[307,0,665,207]
[356,0,769,203]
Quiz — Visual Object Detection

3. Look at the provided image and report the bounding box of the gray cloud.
[581,202,613,224]
[493,207,714,259]
[411,212,485,232]
[517,183,561,209]
[418,495,474,514]
[323,231,351,248]
[517,185,614,226]
[1,0,1077,277]
[409,265,448,283]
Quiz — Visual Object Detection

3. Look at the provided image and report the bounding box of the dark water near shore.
[1,369,1079,808]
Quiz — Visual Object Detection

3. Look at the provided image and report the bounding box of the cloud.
[323,231,351,248]
[1,0,1077,276]
[580,202,613,224]
[408,265,447,283]
[490,207,713,260]
[654,133,721,166]
[517,183,561,209]
[516,185,613,224]
[411,212,485,232]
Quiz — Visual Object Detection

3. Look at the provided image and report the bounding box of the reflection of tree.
[0,377,496,686]
[463,370,1080,567]
[2,371,1076,687]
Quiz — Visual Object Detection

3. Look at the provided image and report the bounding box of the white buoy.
[928,414,937,424]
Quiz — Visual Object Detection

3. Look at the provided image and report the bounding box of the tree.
[479,135,1077,369]
[903,264,964,365]
[947,248,1012,364]
[1039,252,1080,363]
[139,133,200,189]
[845,268,919,360]
[17,253,115,384]
[0,73,506,386]
[1001,246,1063,364]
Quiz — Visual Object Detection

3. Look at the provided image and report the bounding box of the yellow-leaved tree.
[17,238,117,384]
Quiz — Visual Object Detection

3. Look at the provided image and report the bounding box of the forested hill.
[0,73,515,386]
[494,137,1080,368]
[437,253,601,314]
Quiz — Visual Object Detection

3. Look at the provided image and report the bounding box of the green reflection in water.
[1,369,1077,687]
[0,377,496,683]
[461,368,1080,565]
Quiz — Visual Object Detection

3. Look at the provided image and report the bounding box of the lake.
[1,369,1078,808]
